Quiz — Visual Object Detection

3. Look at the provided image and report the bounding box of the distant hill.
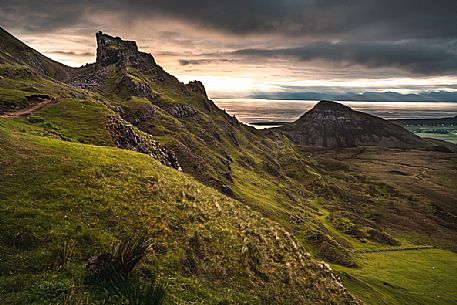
[276,100,432,149]
[390,116,457,126]
[251,91,457,102]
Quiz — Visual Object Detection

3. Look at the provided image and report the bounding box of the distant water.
[214,99,457,128]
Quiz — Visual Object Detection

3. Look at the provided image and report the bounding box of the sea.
[213,99,457,128]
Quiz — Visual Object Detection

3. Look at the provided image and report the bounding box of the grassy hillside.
[0,120,356,304]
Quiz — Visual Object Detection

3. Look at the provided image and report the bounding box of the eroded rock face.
[107,115,180,170]
[278,101,431,149]
[163,104,198,118]
[96,32,156,70]
[67,64,104,91]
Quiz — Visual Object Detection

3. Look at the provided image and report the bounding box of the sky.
[1,0,457,100]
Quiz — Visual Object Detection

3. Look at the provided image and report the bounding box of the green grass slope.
[0,121,356,305]
[334,249,457,305]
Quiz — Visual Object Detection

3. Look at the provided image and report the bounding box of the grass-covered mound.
[0,122,356,304]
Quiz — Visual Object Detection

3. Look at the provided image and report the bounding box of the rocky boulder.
[118,74,154,99]
[117,105,157,125]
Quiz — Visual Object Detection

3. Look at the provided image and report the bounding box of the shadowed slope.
[0,27,72,80]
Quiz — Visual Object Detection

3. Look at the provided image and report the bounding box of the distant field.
[402,125,457,144]
[334,248,457,305]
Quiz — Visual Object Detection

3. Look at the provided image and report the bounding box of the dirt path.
[352,246,436,254]
[0,99,55,118]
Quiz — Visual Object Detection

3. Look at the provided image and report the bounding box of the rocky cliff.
[96,31,156,70]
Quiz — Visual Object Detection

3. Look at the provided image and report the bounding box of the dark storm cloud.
[233,41,457,74]
[144,0,457,39]
[1,0,457,76]
[0,1,91,32]
[1,0,456,39]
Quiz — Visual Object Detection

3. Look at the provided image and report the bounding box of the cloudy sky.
[1,0,457,100]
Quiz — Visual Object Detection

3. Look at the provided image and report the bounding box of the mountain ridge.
[0,27,72,80]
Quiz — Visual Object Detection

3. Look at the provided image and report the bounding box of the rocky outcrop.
[67,64,104,91]
[117,105,157,125]
[278,101,432,149]
[163,104,198,118]
[107,116,180,170]
[96,32,156,71]
[186,81,208,97]
[70,32,163,92]
[118,74,155,99]
[185,81,221,112]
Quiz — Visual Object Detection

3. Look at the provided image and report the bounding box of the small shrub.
[87,235,153,281]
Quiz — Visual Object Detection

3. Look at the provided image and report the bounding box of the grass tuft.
[87,235,153,282]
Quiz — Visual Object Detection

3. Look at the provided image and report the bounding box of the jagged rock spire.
[95,31,156,69]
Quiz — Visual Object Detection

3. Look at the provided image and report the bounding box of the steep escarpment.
[66,32,319,201]
[107,115,181,169]
[277,100,431,149]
